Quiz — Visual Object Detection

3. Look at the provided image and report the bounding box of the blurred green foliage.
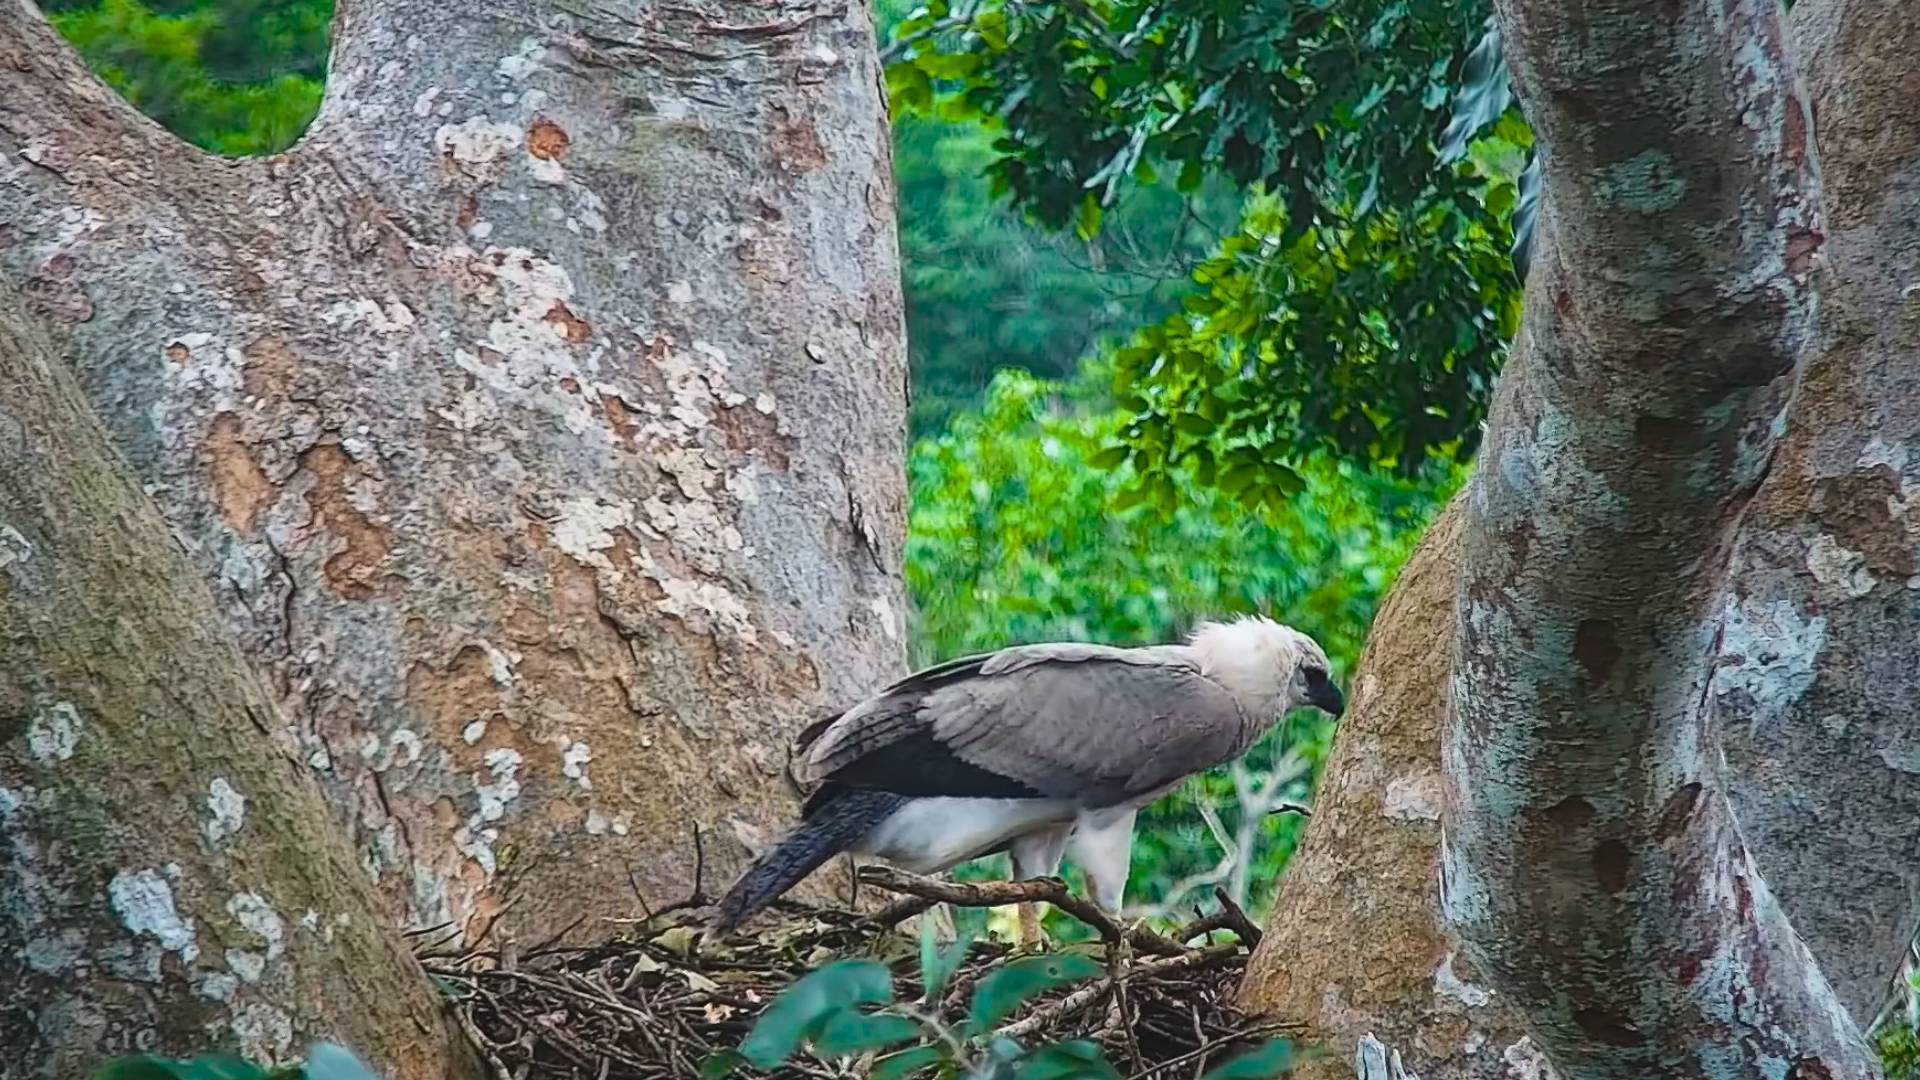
[42,0,327,156]
[885,0,1526,483]
[893,112,1238,435]
[907,363,1459,915]
[1883,1021,1920,1080]
[92,1042,380,1080]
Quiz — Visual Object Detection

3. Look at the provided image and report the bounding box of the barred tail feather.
[712,787,907,933]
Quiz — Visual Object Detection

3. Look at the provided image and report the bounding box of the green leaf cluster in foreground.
[44,0,327,156]
[92,1043,380,1080]
[882,0,1527,478]
[709,921,1294,1080]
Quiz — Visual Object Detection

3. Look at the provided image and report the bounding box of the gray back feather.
[798,642,1257,809]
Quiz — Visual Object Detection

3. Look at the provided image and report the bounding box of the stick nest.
[427,868,1296,1080]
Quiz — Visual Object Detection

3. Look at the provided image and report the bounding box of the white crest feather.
[1187,614,1327,717]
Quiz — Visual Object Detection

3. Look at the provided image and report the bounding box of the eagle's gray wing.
[796,643,1255,809]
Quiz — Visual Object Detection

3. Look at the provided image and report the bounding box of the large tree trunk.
[1243,1,1920,1077]
[0,0,907,947]
[0,282,472,1079]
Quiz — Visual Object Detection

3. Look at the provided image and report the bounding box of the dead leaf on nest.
[684,970,720,993]
[651,926,699,956]
[629,953,663,974]
[702,1002,735,1023]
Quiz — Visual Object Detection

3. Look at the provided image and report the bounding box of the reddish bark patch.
[24,255,92,324]
[242,336,298,399]
[1654,781,1702,840]
[405,647,510,765]
[1781,93,1808,169]
[166,341,191,364]
[528,118,571,161]
[770,105,827,174]
[1574,618,1622,683]
[603,396,640,449]
[1788,1058,1835,1080]
[1592,838,1630,894]
[710,398,792,470]
[545,302,591,344]
[1573,1008,1644,1047]
[1676,949,1703,985]
[456,194,478,231]
[559,377,582,395]
[203,413,274,536]
[301,443,390,600]
[1816,470,1914,575]
[1786,225,1826,279]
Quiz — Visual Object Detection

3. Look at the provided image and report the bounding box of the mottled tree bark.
[0,0,907,948]
[0,282,472,1078]
[1244,1,1920,1077]
[1716,0,1920,1021]
[1239,499,1544,1080]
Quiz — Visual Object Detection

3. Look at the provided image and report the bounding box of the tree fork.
[1,0,910,947]
[0,281,474,1078]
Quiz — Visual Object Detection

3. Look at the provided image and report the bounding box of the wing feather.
[796,643,1256,808]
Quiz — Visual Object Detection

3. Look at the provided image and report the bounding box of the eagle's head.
[1188,614,1344,719]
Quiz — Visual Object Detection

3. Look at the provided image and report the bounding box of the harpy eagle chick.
[712,615,1344,941]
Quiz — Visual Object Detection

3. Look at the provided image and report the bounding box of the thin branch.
[855,866,1189,957]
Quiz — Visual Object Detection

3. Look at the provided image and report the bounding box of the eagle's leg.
[1008,824,1071,951]
[1068,808,1138,915]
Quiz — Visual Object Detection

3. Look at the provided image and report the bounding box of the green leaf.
[698,1050,747,1080]
[1075,194,1103,241]
[741,959,894,1069]
[1087,443,1132,469]
[872,1046,947,1080]
[1014,1041,1120,1080]
[1199,1039,1294,1080]
[301,1046,382,1080]
[93,1057,269,1080]
[814,1009,924,1059]
[917,53,982,80]
[968,953,1103,1035]
[975,10,1008,51]
[920,919,975,1002]
[1171,412,1214,436]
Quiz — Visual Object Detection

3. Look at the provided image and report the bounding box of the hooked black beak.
[1307,681,1345,717]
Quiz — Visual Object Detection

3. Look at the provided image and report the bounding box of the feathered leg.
[1008,824,1071,950]
[1069,808,1137,914]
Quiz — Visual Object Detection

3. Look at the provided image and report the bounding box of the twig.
[1122,1020,1297,1080]
[856,866,1188,957]
[449,1000,516,1080]
[997,947,1242,1039]
[1207,886,1263,948]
